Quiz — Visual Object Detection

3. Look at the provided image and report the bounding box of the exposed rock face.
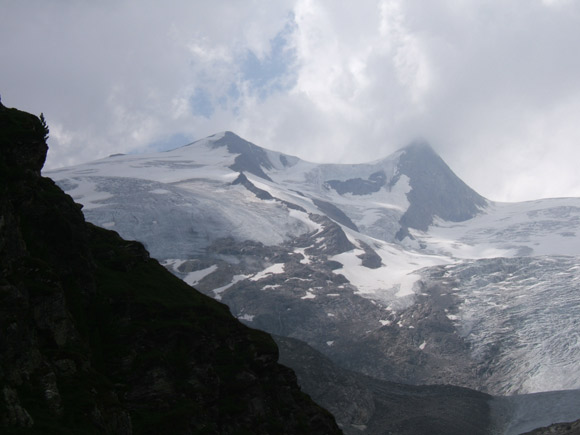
[274,336,376,434]
[232,171,275,200]
[326,171,387,196]
[395,140,487,237]
[312,199,359,232]
[0,104,341,434]
[212,131,275,181]
[523,419,580,435]
[328,273,480,389]
[355,241,383,269]
[275,335,493,435]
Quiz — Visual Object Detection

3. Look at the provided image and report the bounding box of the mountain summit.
[222,133,488,235]
[206,131,279,181]
[395,139,487,237]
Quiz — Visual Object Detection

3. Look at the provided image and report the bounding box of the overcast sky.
[2,0,580,201]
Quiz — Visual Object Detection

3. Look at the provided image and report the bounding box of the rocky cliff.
[0,103,341,434]
[523,419,580,435]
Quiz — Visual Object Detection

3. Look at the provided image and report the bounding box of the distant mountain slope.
[47,129,580,432]
[275,335,580,435]
[48,130,489,246]
[0,104,341,434]
[275,335,493,435]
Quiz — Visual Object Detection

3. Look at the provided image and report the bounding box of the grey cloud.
[2,0,580,201]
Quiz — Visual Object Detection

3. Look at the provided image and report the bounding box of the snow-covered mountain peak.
[393,139,489,236]
[48,132,493,244]
[399,137,434,152]
[47,131,580,405]
[187,131,304,181]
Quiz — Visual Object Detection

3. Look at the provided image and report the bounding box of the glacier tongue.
[430,256,580,395]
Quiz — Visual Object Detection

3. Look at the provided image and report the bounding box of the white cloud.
[379,0,432,104]
[542,0,572,7]
[2,0,580,201]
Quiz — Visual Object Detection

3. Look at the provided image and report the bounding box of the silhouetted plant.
[39,112,49,140]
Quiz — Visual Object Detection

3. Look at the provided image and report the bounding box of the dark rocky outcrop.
[325,171,387,196]
[232,171,306,212]
[395,140,488,238]
[356,241,382,269]
[0,103,341,434]
[304,215,356,256]
[232,172,275,200]
[312,199,359,232]
[274,336,376,434]
[328,275,480,389]
[522,419,580,434]
[275,335,493,435]
[212,131,275,181]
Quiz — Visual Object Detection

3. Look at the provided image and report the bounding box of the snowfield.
[421,199,580,258]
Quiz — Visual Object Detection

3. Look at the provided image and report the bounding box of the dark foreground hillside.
[523,420,580,435]
[0,102,341,434]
